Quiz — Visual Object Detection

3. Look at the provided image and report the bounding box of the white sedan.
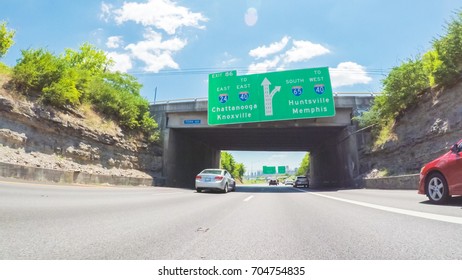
[195,169,236,193]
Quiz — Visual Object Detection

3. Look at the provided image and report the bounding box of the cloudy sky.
[1,0,460,171]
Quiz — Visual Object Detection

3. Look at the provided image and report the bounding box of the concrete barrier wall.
[1,160,421,190]
[0,162,155,186]
[363,174,420,190]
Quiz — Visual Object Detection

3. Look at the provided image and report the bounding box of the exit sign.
[263,166,276,174]
[208,67,335,125]
[263,166,287,174]
[277,166,286,174]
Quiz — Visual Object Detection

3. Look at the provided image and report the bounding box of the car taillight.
[196,175,202,180]
[215,176,223,181]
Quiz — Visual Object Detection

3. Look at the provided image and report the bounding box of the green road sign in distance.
[277,166,286,174]
[263,166,276,174]
[208,67,335,125]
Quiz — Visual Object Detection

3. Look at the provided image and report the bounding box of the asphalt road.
[1,180,462,260]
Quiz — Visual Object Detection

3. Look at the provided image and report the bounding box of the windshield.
[201,169,222,175]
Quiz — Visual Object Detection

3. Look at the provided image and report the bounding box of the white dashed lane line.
[309,192,462,225]
[243,195,254,202]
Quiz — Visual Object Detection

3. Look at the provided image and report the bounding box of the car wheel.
[426,173,449,204]
[223,183,228,193]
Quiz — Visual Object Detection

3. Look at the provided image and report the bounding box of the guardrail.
[151,97,208,105]
[151,93,380,105]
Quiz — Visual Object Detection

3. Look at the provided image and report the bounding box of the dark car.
[268,178,278,186]
[293,176,309,188]
[418,139,462,204]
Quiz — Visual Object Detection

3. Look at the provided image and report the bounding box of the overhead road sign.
[263,166,287,174]
[208,67,335,125]
[263,166,276,174]
[277,166,286,174]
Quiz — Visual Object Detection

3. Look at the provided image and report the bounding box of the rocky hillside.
[0,74,162,182]
[360,79,462,176]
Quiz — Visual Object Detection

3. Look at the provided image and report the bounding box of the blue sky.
[1,0,461,172]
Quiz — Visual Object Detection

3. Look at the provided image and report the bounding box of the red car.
[418,139,462,204]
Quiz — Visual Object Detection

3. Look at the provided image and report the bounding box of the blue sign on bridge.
[184,119,201,125]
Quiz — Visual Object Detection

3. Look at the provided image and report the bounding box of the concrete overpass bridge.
[150,93,375,188]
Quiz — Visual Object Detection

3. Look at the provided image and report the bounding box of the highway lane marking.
[309,192,462,225]
[243,195,254,202]
[152,192,186,196]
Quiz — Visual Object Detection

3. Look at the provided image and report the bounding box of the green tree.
[0,21,15,58]
[220,151,236,174]
[220,151,245,181]
[357,10,462,147]
[11,43,160,142]
[422,49,443,87]
[431,10,462,85]
[234,163,246,181]
[63,43,113,102]
[296,153,310,176]
[13,48,66,92]
[357,58,429,132]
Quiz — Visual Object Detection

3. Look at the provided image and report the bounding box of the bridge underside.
[152,98,373,189]
[164,125,360,188]
[175,126,343,151]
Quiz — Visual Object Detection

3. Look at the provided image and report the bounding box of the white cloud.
[249,36,290,59]
[245,38,371,89]
[106,36,123,49]
[283,40,330,63]
[112,0,208,35]
[329,62,372,88]
[247,38,330,73]
[101,0,207,73]
[106,51,133,72]
[100,2,113,22]
[125,28,187,72]
[220,52,239,67]
[247,56,281,74]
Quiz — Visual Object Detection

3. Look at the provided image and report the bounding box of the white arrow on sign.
[261,77,281,116]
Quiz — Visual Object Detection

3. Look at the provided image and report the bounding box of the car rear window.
[201,169,222,175]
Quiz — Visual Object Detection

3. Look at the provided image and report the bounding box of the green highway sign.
[277,166,286,174]
[263,166,287,174]
[263,166,276,174]
[208,67,335,125]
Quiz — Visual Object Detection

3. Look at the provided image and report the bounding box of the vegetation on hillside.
[358,10,462,146]
[0,21,15,59]
[220,151,246,182]
[0,22,15,75]
[296,153,310,176]
[0,22,159,142]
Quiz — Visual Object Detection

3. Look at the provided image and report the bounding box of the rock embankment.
[360,80,462,176]
[0,76,162,183]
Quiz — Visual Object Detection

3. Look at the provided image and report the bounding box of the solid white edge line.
[243,195,254,202]
[309,192,462,225]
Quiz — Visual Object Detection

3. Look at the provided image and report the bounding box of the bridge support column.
[164,128,220,188]
[310,126,359,188]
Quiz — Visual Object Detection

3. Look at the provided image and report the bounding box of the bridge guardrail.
[151,93,380,105]
[151,97,208,105]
